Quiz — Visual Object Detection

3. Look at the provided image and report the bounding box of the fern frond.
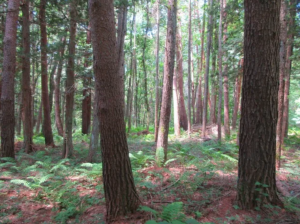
[11,179,32,189]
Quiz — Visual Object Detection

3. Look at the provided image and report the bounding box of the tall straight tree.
[202,0,213,138]
[39,0,54,146]
[237,0,282,209]
[187,0,192,135]
[21,0,33,153]
[63,1,77,158]
[89,0,140,220]
[1,0,20,158]
[156,0,177,163]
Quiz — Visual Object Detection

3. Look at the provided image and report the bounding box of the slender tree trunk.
[17,93,22,136]
[217,0,223,141]
[36,102,43,134]
[173,70,180,137]
[237,0,282,209]
[232,58,243,130]
[282,0,296,139]
[1,0,20,158]
[88,88,100,163]
[195,7,205,124]
[142,0,150,131]
[40,0,54,146]
[49,62,57,113]
[89,0,140,220]
[54,37,66,136]
[187,0,192,135]
[21,0,33,153]
[176,18,188,131]
[276,0,287,169]
[63,1,77,158]
[202,0,213,138]
[222,0,230,138]
[156,0,177,163]
[154,0,161,142]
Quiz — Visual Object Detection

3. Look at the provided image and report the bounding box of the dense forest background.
[0,0,300,223]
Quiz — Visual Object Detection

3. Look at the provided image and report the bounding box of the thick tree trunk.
[232,58,243,130]
[1,0,20,158]
[156,0,177,163]
[237,0,282,209]
[176,19,188,131]
[63,2,77,158]
[202,0,213,138]
[39,0,54,146]
[54,37,66,136]
[89,0,140,220]
[154,0,161,142]
[276,0,288,169]
[21,0,33,153]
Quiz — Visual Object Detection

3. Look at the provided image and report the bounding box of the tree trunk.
[63,1,77,158]
[156,0,177,163]
[173,70,180,137]
[40,0,54,146]
[49,62,57,113]
[217,0,223,141]
[276,0,288,169]
[202,0,213,138]
[89,0,140,220]
[54,37,66,136]
[154,0,161,142]
[237,0,282,209]
[176,18,188,131]
[187,0,192,135]
[21,0,33,153]
[222,0,230,138]
[232,58,243,130]
[88,88,100,163]
[1,0,20,158]
[282,0,296,139]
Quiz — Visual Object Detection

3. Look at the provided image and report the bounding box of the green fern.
[161,202,184,222]
[11,179,32,189]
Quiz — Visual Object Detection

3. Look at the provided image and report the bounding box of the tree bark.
[156,0,177,162]
[63,1,77,158]
[49,62,57,113]
[89,0,140,220]
[176,18,188,131]
[54,37,66,136]
[21,0,33,153]
[237,0,282,209]
[232,58,243,130]
[1,0,20,158]
[173,70,180,137]
[202,0,213,138]
[187,0,192,135]
[39,0,54,146]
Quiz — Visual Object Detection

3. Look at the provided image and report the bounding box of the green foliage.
[129,151,155,168]
[156,147,165,167]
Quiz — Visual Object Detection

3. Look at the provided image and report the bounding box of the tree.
[237,0,282,209]
[1,0,20,158]
[187,0,192,135]
[89,0,140,220]
[63,1,77,158]
[21,0,33,153]
[40,0,54,146]
[156,0,177,163]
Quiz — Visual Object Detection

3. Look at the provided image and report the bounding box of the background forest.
[0,0,300,223]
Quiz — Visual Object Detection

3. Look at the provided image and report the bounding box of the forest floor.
[0,126,300,224]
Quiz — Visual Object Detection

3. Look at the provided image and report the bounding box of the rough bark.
[156,0,177,162]
[237,0,282,209]
[54,37,66,136]
[1,0,20,158]
[173,70,180,137]
[39,0,54,146]
[21,0,33,153]
[89,0,140,220]
[63,1,77,158]
[232,58,243,130]
[176,18,188,131]
[202,0,213,138]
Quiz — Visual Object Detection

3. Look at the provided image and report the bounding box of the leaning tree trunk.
[63,1,77,158]
[237,0,282,209]
[1,0,20,158]
[39,0,54,146]
[89,0,140,221]
[21,0,33,153]
[156,0,177,163]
